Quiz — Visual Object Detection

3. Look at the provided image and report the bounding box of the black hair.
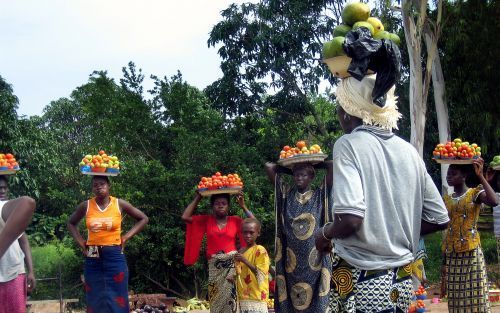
[292,163,315,178]
[242,217,261,232]
[210,193,231,206]
[449,164,473,175]
[91,176,110,185]
[449,164,478,187]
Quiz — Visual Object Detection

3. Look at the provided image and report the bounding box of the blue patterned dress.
[274,176,332,312]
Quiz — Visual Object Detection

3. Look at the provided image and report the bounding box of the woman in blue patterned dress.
[266,161,332,312]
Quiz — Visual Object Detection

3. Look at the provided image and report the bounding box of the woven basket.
[198,187,242,197]
[434,158,474,165]
[82,171,119,177]
[0,169,18,175]
[323,56,375,78]
[277,153,327,168]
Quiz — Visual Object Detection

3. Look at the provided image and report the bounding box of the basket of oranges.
[432,138,481,164]
[79,150,121,176]
[276,141,327,168]
[0,153,20,175]
[196,172,243,197]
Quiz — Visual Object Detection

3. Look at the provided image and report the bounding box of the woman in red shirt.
[182,191,254,313]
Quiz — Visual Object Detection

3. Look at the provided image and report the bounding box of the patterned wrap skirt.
[208,251,238,313]
[0,273,26,313]
[445,247,491,313]
[84,246,129,313]
[328,254,413,313]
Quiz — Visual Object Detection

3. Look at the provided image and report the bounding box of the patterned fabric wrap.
[0,273,26,313]
[274,176,332,312]
[84,246,129,313]
[208,251,238,313]
[328,253,413,313]
[442,186,484,253]
[411,238,428,288]
[444,247,491,313]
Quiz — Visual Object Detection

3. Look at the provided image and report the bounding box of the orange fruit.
[296,141,306,149]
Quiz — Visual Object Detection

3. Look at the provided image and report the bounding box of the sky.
[1,0,252,117]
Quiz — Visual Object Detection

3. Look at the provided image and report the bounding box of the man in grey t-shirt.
[315,74,449,313]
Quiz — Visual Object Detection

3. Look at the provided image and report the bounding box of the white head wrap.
[336,74,401,130]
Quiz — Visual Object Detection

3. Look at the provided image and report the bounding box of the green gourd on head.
[333,24,352,37]
[322,37,346,59]
[366,17,384,34]
[352,21,375,36]
[341,2,370,26]
[389,33,401,46]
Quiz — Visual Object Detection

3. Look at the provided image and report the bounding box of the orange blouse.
[86,196,122,246]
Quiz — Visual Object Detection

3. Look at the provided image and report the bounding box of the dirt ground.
[418,299,500,312]
[165,302,500,313]
[66,299,500,313]
[185,300,500,312]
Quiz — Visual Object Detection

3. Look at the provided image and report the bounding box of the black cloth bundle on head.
[342,27,402,107]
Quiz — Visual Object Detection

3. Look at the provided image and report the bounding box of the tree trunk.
[425,32,450,193]
[402,0,427,157]
[424,0,450,193]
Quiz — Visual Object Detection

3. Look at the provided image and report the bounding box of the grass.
[424,230,499,286]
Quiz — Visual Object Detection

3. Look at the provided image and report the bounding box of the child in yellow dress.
[234,218,270,313]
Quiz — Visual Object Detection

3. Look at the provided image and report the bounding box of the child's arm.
[235,252,257,275]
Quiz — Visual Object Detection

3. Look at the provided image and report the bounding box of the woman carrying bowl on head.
[68,175,149,313]
[182,190,254,313]
[265,161,333,313]
[441,160,498,312]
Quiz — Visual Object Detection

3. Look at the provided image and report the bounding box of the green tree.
[207,0,346,137]
[438,0,499,156]
[0,75,20,151]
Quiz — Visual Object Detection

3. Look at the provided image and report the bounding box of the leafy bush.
[30,241,83,301]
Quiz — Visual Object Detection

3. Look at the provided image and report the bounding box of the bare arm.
[265,162,278,185]
[315,214,363,253]
[265,162,291,186]
[421,220,448,236]
[315,160,333,191]
[473,158,498,206]
[235,191,255,219]
[67,202,87,252]
[182,193,203,223]
[18,233,36,292]
[328,214,363,239]
[119,199,149,245]
[0,197,35,259]
[234,252,257,275]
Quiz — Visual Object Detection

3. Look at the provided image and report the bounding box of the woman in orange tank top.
[68,176,148,313]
